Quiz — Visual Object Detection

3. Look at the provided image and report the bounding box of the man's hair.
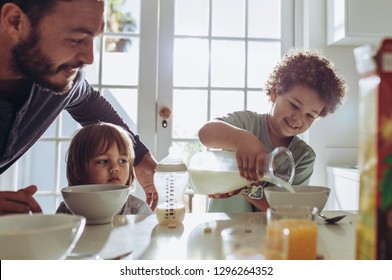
[265,49,348,117]
[66,122,135,186]
[0,1,70,27]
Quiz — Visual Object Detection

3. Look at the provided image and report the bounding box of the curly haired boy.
[199,49,347,212]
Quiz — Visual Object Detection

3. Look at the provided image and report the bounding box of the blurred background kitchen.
[0,0,389,214]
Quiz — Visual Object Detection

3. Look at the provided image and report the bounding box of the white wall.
[298,0,360,186]
[310,46,359,185]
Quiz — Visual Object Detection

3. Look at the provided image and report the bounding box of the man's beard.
[11,31,81,95]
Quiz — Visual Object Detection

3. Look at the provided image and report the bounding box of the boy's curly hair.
[264,49,347,117]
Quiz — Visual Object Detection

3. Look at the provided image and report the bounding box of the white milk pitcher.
[188,147,295,195]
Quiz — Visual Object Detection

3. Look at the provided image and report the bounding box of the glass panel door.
[157,0,289,163]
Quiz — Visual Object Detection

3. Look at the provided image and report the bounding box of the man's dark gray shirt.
[0,72,149,174]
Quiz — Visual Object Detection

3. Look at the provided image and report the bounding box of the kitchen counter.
[326,166,360,211]
[327,166,359,180]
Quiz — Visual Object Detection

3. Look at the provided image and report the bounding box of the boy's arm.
[198,119,249,151]
[199,119,269,182]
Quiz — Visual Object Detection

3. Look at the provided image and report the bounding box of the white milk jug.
[188,147,295,195]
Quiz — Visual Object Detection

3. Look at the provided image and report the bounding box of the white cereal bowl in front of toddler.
[0,214,85,260]
[61,184,131,225]
[264,185,331,213]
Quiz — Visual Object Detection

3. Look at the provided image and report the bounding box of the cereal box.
[354,39,392,259]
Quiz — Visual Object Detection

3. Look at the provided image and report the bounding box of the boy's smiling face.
[269,85,325,140]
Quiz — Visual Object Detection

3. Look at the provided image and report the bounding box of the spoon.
[318,213,346,224]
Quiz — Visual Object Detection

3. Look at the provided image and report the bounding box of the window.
[170,0,284,163]
[8,0,293,214]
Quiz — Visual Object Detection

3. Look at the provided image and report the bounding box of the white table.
[69,211,356,260]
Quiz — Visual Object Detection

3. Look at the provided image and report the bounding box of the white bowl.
[264,185,331,213]
[0,214,85,260]
[61,184,131,225]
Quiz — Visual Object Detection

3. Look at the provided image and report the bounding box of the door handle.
[159,106,171,128]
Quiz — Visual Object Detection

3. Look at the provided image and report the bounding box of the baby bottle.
[188,147,295,195]
[154,147,189,226]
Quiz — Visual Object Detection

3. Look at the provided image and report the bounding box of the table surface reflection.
[69,211,356,260]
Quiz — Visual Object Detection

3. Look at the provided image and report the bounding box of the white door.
[139,0,294,161]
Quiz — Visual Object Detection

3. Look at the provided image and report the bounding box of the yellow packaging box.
[355,39,392,259]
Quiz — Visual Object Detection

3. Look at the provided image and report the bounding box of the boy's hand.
[208,188,242,199]
[235,133,269,181]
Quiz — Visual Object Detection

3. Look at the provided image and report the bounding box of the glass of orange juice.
[266,205,318,260]
[220,224,285,260]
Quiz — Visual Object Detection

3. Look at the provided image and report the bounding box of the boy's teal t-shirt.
[208,110,316,213]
